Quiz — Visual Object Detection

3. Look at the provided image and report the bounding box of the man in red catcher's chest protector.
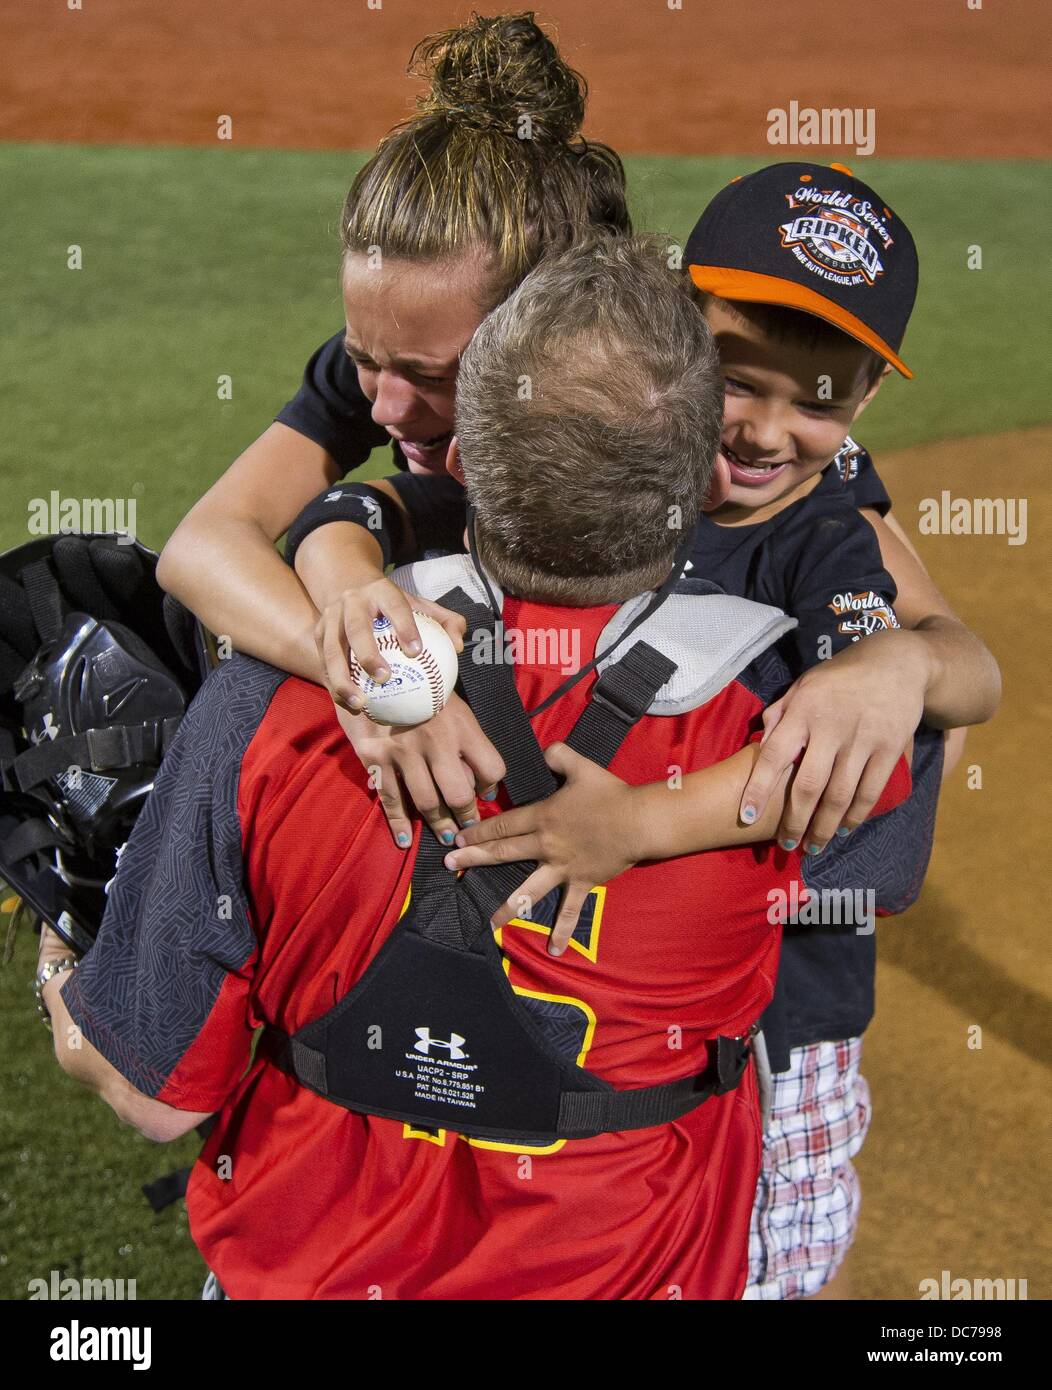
[53,237,910,1300]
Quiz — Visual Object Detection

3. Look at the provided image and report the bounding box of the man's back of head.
[455,234,723,606]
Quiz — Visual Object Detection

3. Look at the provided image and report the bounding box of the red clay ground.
[853,424,1051,1300]
[2,0,1050,157]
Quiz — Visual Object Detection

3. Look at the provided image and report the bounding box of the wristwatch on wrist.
[35,957,79,1031]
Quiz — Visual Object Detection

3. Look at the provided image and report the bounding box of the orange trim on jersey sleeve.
[688,265,913,379]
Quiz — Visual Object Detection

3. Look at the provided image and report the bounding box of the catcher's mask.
[0,533,213,954]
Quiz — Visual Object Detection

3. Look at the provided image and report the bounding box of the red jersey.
[64,593,910,1300]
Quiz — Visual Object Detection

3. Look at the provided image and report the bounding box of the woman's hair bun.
[411,11,586,145]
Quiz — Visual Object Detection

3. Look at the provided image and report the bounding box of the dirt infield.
[2,0,1050,158]
[853,424,1050,1299]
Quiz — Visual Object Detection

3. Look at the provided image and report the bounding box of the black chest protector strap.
[262,588,754,1143]
[448,605,681,934]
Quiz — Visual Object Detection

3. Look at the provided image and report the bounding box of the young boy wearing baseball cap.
[678,161,938,1298]
[444,163,998,1298]
[280,164,1002,1298]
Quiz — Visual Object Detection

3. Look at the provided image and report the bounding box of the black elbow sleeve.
[283,484,405,570]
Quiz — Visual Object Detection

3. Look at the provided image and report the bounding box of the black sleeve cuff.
[283,484,406,571]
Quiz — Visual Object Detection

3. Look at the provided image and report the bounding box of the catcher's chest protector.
[264,564,795,1144]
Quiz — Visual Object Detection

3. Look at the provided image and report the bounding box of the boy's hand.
[336,693,505,849]
[442,743,642,956]
[315,576,466,712]
[739,630,927,854]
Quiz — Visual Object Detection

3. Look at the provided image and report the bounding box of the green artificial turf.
[0,141,1048,1298]
[0,910,206,1299]
[2,143,1049,560]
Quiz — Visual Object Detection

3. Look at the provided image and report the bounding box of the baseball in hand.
[349,613,459,726]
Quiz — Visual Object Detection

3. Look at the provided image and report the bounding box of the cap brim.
[689,265,912,379]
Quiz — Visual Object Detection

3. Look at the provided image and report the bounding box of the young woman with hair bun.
[158,12,629,692]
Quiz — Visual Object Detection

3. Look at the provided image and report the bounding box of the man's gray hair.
[455,234,723,605]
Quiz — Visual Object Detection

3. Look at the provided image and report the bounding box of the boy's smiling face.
[702,298,888,520]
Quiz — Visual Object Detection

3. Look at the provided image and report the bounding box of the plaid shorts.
[744,1037,870,1301]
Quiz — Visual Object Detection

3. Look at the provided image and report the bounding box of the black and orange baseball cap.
[685,162,918,378]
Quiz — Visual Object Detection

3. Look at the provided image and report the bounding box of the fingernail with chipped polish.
[396,832,411,847]
[836,827,851,838]
[806,843,822,856]
[440,830,456,845]
[781,839,798,851]
[740,805,757,824]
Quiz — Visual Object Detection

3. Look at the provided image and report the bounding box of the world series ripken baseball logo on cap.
[778,185,894,288]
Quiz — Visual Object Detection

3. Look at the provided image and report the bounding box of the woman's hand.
[315,576,467,712]
[739,629,926,854]
[37,923,77,972]
[442,742,644,956]
[336,692,506,849]
[36,923,81,1037]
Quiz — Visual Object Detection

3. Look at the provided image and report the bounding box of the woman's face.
[341,251,490,474]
